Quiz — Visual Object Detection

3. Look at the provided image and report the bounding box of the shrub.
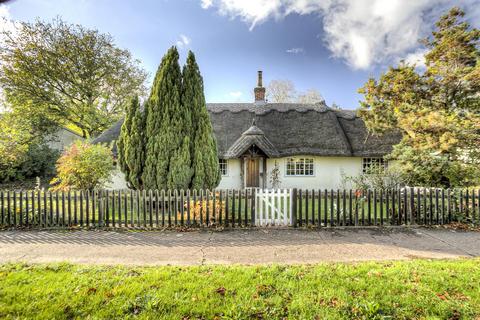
[50,141,113,191]
[0,140,59,183]
[341,167,409,191]
[18,143,59,179]
[176,191,226,224]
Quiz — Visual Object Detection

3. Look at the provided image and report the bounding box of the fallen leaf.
[215,287,226,296]
[86,287,97,295]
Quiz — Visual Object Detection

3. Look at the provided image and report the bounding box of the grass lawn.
[1,260,479,319]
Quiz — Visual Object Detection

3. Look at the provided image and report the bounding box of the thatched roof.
[92,102,401,158]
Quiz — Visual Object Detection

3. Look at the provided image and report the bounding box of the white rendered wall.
[265,156,363,190]
[46,129,83,151]
[105,168,128,190]
[105,157,364,190]
[217,159,242,189]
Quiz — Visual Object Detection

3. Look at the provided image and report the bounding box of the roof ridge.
[206,103,358,119]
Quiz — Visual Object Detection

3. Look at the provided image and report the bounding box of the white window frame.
[219,159,228,176]
[285,158,315,177]
[362,157,387,174]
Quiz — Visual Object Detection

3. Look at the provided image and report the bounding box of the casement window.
[219,159,228,176]
[286,158,314,176]
[362,157,387,174]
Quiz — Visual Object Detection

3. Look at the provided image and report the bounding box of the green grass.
[1,260,480,319]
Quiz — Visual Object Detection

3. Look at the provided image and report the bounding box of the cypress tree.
[125,100,145,189]
[117,97,135,179]
[167,136,193,190]
[143,46,191,190]
[182,51,220,190]
[117,96,145,189]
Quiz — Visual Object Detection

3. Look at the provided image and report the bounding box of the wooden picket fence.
[293,188,479,227]
[0,188,478,229]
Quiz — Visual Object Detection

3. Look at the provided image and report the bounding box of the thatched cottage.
[94,71,400,190]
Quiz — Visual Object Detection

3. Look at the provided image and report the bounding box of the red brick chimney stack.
[254,70,266,103]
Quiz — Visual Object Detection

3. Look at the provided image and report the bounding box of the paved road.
[0,228,478,265]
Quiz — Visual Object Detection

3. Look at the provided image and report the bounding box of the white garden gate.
[255,189,292,226]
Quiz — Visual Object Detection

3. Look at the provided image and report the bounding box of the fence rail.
[0,188,478,229]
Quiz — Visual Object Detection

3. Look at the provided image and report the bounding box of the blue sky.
[5,0,480,109]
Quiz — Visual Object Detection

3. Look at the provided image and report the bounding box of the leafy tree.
[358,8,480,187]
[0,113,30,181]
[297,88,324,104]
[267,79,296,103]
[143,46,191,190]
[183,51,220,190]
[17,143,59,182]
[0,17,147,138]
[51,141,113,191]
[0,112,59,183]
[266,79,323,104]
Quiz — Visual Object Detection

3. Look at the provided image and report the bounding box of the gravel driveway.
[0,227,478,265]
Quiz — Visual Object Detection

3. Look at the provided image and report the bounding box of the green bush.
[19,143,59,179]
[50,141,113,191]
[0,141,59,183]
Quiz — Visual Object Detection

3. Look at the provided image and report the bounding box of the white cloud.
[286,47,304,54]
[0,5,10,20]
[176,34,191,48]
[201,0,213,9]
[200,0,480,69]
[404,49,427,68]
[0,4,15,37]
[228,91,242,98]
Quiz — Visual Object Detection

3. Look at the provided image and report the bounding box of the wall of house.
[46,129,83,151]
[266,156,362,190]
[105,156,365,190]
[105,168,128,190]
[217,159,243,189]
[216,156,363,190]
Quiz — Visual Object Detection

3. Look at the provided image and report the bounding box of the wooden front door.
[246,158,260,188]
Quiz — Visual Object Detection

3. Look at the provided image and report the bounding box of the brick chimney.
[254,70,266,104]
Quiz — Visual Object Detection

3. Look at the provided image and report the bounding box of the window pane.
[286,158,314,176]
[219,159,228,176]
[362,157,386,174]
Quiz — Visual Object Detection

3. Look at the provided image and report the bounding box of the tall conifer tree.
[117,97,135,177]
[126,101,145,189]
[143,46,192,190]
[118,96,144,189]
[182,51,220,190]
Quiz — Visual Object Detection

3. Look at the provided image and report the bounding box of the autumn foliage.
[50,141,113,191]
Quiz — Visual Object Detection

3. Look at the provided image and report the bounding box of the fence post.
[251,188,256,226]
[291,188,297,227]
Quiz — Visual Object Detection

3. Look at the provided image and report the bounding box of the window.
[286,158,314,176]
[362,157,387,174]
[219,159,228,176]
